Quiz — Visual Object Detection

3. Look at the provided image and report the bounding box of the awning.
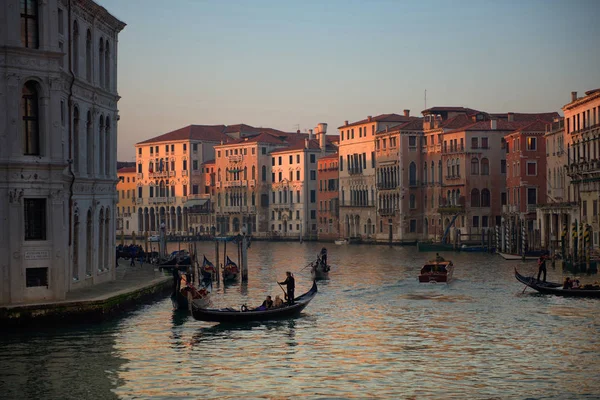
[184,199,208,207]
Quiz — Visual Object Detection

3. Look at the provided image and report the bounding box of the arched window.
[438,160,442,184]
[105,116,111,175]
[86,30,92,82]
[252,165,256,180]
[409,162,417,186]
[217,168,221,182]
[20,0,39,48]
[471,157,479,175]
[98,208,104,271]
[104,40,110,89]
[73,107,80,172]
[456,158,460,177]
[409,194,416,209]
[481,158,489,175]
[98,116,105,176]
[431,161,435,184]
[225,168,229,181]
[447,159,451,177]
[423,162,427,185]
[86,110,93,174]
[73,21,79,76]
[471,188,480,207]
[244,166,247,180]
[262,165,267,182]
[86,209,93,276]
[22,81,40,155]
[481,188,491,207]
[99,39,105,87]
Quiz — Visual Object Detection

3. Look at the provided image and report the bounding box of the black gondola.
[191,281,318,323]
[515,268,600,298]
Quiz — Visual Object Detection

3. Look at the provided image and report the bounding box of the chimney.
[571,91,577,102]
[344,120,349,126]
[367,116,372,122]
[305,138,309,149]
[404,109,410,117]
[309,129,314,140]
[297,129,300,134]
[319,131,326,153]
[318,123,328,134]
[507,112,514,122]
[490,119,497,130]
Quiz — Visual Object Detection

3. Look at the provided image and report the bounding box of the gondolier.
[536,255,547,283]
[279,271,295,304]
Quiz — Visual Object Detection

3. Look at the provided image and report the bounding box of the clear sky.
[96,0,600,161]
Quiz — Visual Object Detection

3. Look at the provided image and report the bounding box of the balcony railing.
[228,155,243,162]
[379,208,397,216]
[149,197,176,204]
[527,204,537,213]
[149,171,169,178]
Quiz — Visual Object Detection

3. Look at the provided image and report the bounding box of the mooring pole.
[215,240,220,284]
[242,234,248,281]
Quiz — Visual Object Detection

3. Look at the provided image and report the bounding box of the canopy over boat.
[515,268,600,298]
[191,281,318,323]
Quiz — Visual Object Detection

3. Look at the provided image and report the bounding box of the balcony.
[526,204,537,213]
[438,196,465,214]
[348,167,363,175]
[136,173,143,179]
[182,170,188,177]
[377,183,399,190]
[502,205,518,213]
[136,198,143,204]
[149,197,176,205]
[228,155,243,163]
[149,171,169,179]
[224,180,246,188]
[169,171,176,177]
[379,208,397,216]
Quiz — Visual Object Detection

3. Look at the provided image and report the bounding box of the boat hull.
[191,281,318,323]
[515,268,600,298]
[419,261,454,283]
[417,242,454,252]
[498,252,539,260]
[334,239,348,245]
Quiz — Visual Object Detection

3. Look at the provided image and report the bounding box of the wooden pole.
[215,239,220,284]
[242,234,248,281]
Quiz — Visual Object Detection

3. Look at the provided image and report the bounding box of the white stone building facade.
[0,0,125,305]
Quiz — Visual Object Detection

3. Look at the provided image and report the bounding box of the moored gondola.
[191,281,318,323]
[515,268,600,298]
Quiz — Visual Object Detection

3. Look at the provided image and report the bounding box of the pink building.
[317,153,340,241]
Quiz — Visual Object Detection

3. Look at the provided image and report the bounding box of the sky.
[96,0,600,161]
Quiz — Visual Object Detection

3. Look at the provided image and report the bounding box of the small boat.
[498,252,541,261]
[515,268,600,298]
[191,281,318,323]
[419,260,454,283]
[148,235,160,242]
[174,283,210,311]
[310,260,330,280]
[223,256,239,282]
[334,239,348,245]
[460,245,491,252]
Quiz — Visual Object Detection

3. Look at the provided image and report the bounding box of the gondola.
[515,268,600,298]
[311,263,330,280]
[191,281,318,323]
[222,256,239,282]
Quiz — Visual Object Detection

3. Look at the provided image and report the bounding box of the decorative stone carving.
[8,189,24,204]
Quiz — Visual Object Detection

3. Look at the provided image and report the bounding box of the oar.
[277,282,288,300]
[522,273,535,294]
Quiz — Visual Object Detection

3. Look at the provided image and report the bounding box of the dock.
[0,261,172,328]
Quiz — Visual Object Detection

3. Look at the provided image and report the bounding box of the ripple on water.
[1,242,600,399]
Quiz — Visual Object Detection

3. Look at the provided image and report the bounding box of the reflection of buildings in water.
[1,328,126,400]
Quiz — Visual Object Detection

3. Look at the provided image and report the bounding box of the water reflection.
[1,242,599,399]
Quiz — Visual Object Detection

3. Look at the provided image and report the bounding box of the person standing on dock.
[279,272,295,305]
[537,255,547,283]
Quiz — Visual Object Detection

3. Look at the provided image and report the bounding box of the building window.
[481,158,489,175]
[527,137,537,151]
[193,160,198,170]
[296,170,300,180]
[471,137,479,149]
[311,210,316,219]
[409,219,417,233]
[310,154,316,163]
[527,188,537,205]
[289,155,293,164]
[86,30,92,81]
[409,194,416,209]
[26,267,48,287]
[24,198,46,240]
[471,189,480,207]
[20,0,39,48]
[582,200,587,217]
[472,216,479,228]
[183,160,187,170]
[481,189,491,207]
[470,158,479,175]
[500,160,506,174]
[481,137,489,149]
[408,136,416,147]
[22,81,40,156]
[310,170,316,180]
[193,143,198,152]
[527,161,537,176]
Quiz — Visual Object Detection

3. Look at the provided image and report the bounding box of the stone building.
[317,153,340,241]
[116,167,137,234]
[563,89,600,254]
[0,0,125,304]
[374,118,423,242]
[338,113,414,241]
[134,125,228,235]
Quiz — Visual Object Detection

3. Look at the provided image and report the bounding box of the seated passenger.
[563,277,572,290]
[273,295,284,308]
[572,279,581,289]
[255,295,273,311]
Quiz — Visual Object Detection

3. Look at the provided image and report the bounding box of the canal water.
[2,242,600,399]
